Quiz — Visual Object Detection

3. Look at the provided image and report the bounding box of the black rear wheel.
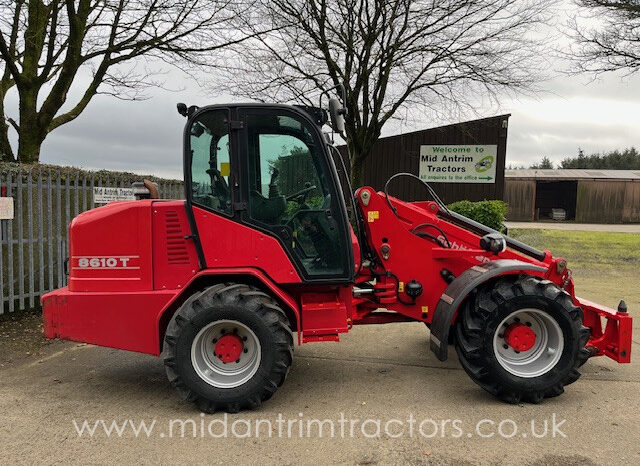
[455,275,590,403]
[162,283,294,413]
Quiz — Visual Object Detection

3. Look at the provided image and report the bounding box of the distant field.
[509,229,640,311]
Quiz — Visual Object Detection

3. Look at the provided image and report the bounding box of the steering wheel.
[286,184,317,203]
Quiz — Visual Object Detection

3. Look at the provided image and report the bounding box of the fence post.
[82,174,88,212]
[90,173,95,209]
[27,170,35,308]
[74,172,80,217]
[56,174,62,288]
[17,169,24,310]
[47,171,54,292]
[64,172,70,286]
[7,171,14,313]
[37,171,45,302]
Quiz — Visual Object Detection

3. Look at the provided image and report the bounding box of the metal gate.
[0,166,183,314]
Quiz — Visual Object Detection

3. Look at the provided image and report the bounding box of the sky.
[4,2,639,180]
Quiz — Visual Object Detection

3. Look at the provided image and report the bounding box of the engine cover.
[68,200,154,292]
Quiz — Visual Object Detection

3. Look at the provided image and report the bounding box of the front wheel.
[455,276,590,404]
[162,283,294,413]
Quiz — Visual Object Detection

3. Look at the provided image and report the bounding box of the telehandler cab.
[42,93,632,413]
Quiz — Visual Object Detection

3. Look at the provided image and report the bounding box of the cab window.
[245,112,347,277]
[189,110,231,214]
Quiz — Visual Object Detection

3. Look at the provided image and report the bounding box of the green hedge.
[0,161,181,184]
[447,200,507,232]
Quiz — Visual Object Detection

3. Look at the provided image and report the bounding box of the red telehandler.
[42,93,632,413]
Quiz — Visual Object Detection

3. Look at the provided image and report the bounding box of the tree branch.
[0,29,23,84]
[6,116,19,132]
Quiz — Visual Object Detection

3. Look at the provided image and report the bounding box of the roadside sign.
[0,197,14,219]
[419,145,497,183]
[93,187,135,204]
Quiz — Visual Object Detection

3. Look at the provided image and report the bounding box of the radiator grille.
[165,210,190,265]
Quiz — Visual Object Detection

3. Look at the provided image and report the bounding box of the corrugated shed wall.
[357,115,509,204]
[623,181,640,222]
[576,180,640,223]
[504,180,536,221]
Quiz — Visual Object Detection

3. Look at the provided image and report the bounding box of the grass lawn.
[509,229,640,311]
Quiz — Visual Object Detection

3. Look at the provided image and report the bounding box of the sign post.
[419,145,497,184]
[92,187,135,204]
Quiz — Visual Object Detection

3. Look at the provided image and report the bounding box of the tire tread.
[162,283,294,413]
[455,275,590,404]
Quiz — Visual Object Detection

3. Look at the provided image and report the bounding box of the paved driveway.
[1,319,638,465]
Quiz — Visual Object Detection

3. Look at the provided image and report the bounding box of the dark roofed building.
[349,115,510,204]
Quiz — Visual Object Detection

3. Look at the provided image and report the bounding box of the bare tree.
[569,1,640,75]
[0,0,262,163]
[214,0,552,185]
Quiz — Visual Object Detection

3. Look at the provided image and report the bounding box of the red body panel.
[45,200,199,354]
[43,266,302,355]
[300,287,350,338]
[350,188,631,363]
[352,188,548,324]
[578,297,632,363]
[42,188,632,364]
[43,287,175,353]
[68,201,154,292]
[43,200,303,354]
[192,206,301,284]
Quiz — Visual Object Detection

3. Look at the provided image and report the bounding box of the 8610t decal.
[73,256,139,270]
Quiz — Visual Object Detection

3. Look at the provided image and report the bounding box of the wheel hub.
[214,333,244,363]
[191,320,261,388]
[493,309,564,378]
[503,322,536,352]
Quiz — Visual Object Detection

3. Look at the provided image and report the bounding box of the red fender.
[156,267,302,352]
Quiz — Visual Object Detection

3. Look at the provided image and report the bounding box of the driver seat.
[249,190,287,223]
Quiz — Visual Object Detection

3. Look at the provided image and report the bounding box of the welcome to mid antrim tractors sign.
[419,145,497,183]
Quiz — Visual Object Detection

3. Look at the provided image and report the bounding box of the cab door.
[237,106,354,282]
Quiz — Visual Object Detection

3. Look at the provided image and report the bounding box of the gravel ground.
[1,230,638,464]
[0,316,638,465]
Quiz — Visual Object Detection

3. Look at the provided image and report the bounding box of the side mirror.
[177,103,198,118]
[328,97,345,137]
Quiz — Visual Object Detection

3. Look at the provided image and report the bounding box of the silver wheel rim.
[492,309,564,378]
[191,320,261,389]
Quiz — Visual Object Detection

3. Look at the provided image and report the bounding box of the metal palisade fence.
[0,164,183,314]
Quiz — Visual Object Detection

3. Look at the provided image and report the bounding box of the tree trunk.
[347,135,376,188]
[16,89,46,163]
[0,118,13,162]
[17,125,45,163]
[0,94,14,161]
[350,155,366,187]
[345,118,381,188]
